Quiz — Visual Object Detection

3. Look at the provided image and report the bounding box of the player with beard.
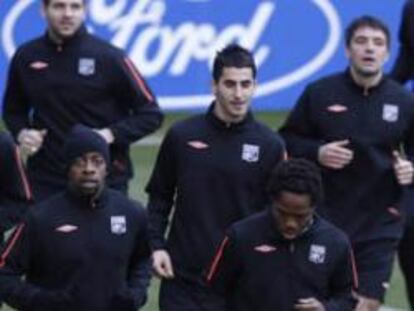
[146,44,285,311]
[280,16,414,311]
[3,0,162,200]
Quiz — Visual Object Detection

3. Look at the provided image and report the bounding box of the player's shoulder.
[314,215,350,247]
[168,113,207,136]
[82,33,126,59]
[13,36,45,57]
[385,77,414,100]
[107,189,146,217]
[0,132,15,151]
[307,72,345,91]
[231,211,269,237]
[250,119,284,144]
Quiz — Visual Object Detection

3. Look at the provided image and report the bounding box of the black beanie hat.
[64,124,110,166]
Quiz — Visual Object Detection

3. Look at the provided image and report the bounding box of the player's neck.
[213,104,245,125]
[350,67,383,90]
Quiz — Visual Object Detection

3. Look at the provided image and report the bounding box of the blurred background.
[0,0,407,112]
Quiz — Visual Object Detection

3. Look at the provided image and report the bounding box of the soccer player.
[0,125,151,311]
[208,159,357,311]
[280,16,414,311]
[3,0,163,200]
[146,44,286,310]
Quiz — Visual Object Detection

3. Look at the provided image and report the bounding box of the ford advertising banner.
[0,0,405,111]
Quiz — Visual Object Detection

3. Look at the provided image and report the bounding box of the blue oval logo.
[2,0,341,110]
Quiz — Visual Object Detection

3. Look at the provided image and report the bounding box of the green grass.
[1,111,410,310]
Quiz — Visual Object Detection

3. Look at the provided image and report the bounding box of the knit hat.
[64,124,110,167]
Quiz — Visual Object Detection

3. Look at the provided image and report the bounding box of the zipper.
[288,241,296,308]
[289,242,295,253]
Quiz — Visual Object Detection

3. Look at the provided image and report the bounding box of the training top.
[207,210,357,311]
[0,188,151,311]
[146,104,286,281]
[3,26,163,190]
[280,70,414,242]
[0,132,32,232]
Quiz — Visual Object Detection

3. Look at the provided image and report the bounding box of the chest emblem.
[254,244,277,253]
[309,244,326,264]
[382,104,399,122]
[326,104,347,113]
[111,216,127,235]
[242,144,260,162]
[78,58,96,76]
[187,140,209,149]
[55,224,78,233]
[30,61,49,70]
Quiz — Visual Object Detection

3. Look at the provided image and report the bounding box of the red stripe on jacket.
[14,146,32,201]
[0,224,25,268]
[350,247,359,290]
[123,58,154,102]
[206,236,229,282]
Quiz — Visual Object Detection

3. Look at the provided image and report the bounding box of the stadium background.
[0,0,410,310]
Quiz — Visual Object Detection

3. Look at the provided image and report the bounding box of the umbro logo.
[254,244,277,253]
[55,224,78,233]
[326,104,347,113]
[187,140,209,149]
[29,61,49,70]
[387,206,401,218]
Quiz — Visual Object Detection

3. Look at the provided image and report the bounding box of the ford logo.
[2,0,341,110]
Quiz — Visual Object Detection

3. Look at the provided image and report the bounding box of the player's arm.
[206,229,242,297]
[111,206,151,310]
[0,215,72,311]
[395,105,414,186]
[279,86,325,162]
[105,53,163,146]
[3,50,32,139]
[145,129,178,278]
[2,50,48,156]
[0,134,32,232]
[322,241,358,310]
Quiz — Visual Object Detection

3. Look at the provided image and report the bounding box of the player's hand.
[17,128,47,156]
[355,295,381,311]
[393,150,413,185]
[152,249,174,279]
[294,297,325,310]
[318,139,353,169]
[93,128,115,144]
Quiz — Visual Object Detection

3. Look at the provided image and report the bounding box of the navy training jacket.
[207,210,357,311]
[146,104,286,281]
[279,71,414,242]
[0,188,151,311]
[3,26,163,191]
[0,132,32,233]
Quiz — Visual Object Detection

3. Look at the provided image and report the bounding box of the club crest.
[242,144,260,162]
[382,104,399,122]
[309,244,326,264]
[78,58,96,76]
[110,216,127,234]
